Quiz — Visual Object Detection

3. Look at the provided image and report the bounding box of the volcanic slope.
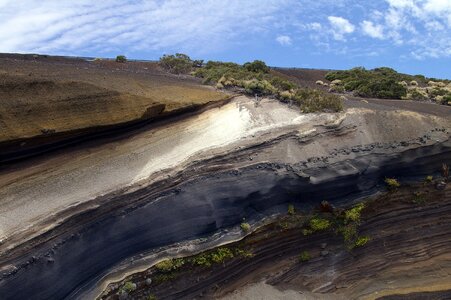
[0,91,450,299]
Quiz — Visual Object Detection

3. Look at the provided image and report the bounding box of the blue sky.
[0,0,450,78]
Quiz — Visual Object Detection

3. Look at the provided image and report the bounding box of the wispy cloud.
[276,35,292,46]
[0,0,293,56]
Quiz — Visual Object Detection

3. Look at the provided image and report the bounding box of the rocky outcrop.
[100,184,451,300]
[0,102,450,299]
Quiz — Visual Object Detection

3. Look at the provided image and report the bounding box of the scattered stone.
[40,128,56,135]
[320,250,329,257]
[118,291,128,300]
[320,243,327,249]
[436,181,447,190]
[47,258,55,263]
[145,278,152,286]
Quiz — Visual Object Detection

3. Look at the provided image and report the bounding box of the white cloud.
[382,0,451,59]
[306,22,322,31]
[327,16,355,40]
[0,0,294,55]
[361,20,384,39]
[276,35,292,46]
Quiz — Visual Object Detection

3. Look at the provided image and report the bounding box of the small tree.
[243,60,270,73]
[116,55,127,63]
[159,53,194,74]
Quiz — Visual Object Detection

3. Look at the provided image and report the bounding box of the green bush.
[243,79,276,95]
[243,60,270,73]
[288,204,295,215]
[121,281,136,293]
[294,88,343,113]
[354,235,370,248]
[408,89,428,101]
[339,223,358,243]
[241,222,251,233]
[115,55,127,63]
[441,94,451,105]
[309,217,331,231]
[385,178,400,189]
[326,67,413,99]
[155,258,185,272]
[344,203,365,224]
[211,247,234,264]
[299,250,311,262]
[159,53,194,74]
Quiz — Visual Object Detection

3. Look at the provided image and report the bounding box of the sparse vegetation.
[288,204,295,215]
[155,258,185,272]
[385,178,400,189]
[299,250,311,262]
[344,203,365,224]
[354,235,370,248]
[240,222,251,233]
[412,191,426,205]
[309,217,331,231]
[425,175,433,183]
[325,67,450,105]
[191,58,343,112]
[115,55,127,63]
[293,88,343,113]
[120,281,136,293]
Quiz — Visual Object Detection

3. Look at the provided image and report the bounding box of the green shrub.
[155,258,185,272]
[441,93,451,105]
[309,217,331,231]
[211,247,234,264]
[385,178,400,189]
[408,89,428,101]
[190,253,211,267]
[159,53,194,74]
[288,204,295,215]
[115,55,127,63]
[243,60,270,73]
[270,76,296,91]
[354,235,370,248]
[299,250,311,262]
[425,175,433,183]
[302,228,313,236]
[339,223,358,243]
[294,88,343,113]
[234,248,254,258]
[344,203,365,224]
[325,67,416,99]
[412,191,426,205]
[243,79,276,95]
[148,295,157,300]
[121,281,136,293]
[241,222,251,233]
